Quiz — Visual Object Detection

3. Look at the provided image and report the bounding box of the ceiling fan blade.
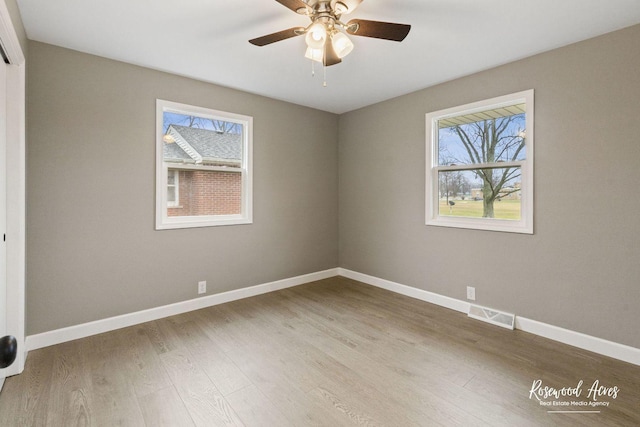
[346,19,411,42]
[275,0,308,13]
[323,37,342,67]
[249,27,304,46]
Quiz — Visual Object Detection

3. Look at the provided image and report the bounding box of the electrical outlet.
[467,286,476,301]
[198,281,207,294]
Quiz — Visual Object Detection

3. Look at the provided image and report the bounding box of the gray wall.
[339,25,640,349]
[26,42,339,335]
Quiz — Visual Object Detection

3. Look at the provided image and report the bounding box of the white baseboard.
[26,268,339,352]
[515,317,640,366]
[338,268,640,366]
[338,268,470,313]
[25,266,640,367]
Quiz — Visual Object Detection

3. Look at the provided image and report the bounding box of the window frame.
[155,99,253,230]
[167,169,179,208]
[425,90,534,234]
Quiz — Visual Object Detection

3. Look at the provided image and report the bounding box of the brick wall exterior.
[168,169,242,216]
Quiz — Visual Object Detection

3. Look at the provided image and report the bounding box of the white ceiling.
[16,0,640,114]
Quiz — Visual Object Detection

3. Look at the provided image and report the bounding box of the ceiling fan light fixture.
[249,0,411,73]
[305,22,327,49]
[331,32,354,58]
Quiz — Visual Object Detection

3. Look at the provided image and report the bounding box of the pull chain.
[308,56,327,87]
[323,63,327,87]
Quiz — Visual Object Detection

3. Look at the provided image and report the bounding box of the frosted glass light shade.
[333,0,360,14]
[332,32,354,58]
[305,23,327,49]
[305,47,323,63]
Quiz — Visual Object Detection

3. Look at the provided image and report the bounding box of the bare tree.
[206,118,241,134]
[164,115,241,134]
[439,170,469,200]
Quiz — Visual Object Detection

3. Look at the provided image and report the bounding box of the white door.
[0,57,8,375]
[0,1,25,385]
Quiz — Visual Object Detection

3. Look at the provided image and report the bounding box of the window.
[167,169,179,207]
[156,100,253,229]
[425,90,534,234]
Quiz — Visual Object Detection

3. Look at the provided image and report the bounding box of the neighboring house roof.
[163,124,242,167]
[164,141,192,161]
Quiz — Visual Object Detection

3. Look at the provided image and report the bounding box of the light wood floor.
[1,277,639,426]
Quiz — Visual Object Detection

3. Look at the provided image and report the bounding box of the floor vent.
[468,304,515,330]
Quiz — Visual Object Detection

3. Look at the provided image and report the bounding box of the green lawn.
[439,199,521,220]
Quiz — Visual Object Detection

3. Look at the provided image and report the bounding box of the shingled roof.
[163,125,242,167]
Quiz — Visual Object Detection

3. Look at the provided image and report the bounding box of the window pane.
[167,170,242,217]
[167,186,176,202]
[438,167,521,220]
[438,106,526,166]
[163,113,243,167]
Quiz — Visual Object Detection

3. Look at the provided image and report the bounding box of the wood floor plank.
[44,340,95,426]
[140,318,182,355]
[117,326,172,398]
[0,345,54,426]
[225,384,294,427]
[169,319,253,396]
[308,385,388,427]
[86,352,146,426]
[160,349,244,426]
[225,342,350,426]
[138,385,195,427]
[192,304,255,353]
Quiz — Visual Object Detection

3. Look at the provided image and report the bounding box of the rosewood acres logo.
[529,379,620,413]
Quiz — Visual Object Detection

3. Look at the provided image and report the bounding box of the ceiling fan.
[249,0,411,67]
